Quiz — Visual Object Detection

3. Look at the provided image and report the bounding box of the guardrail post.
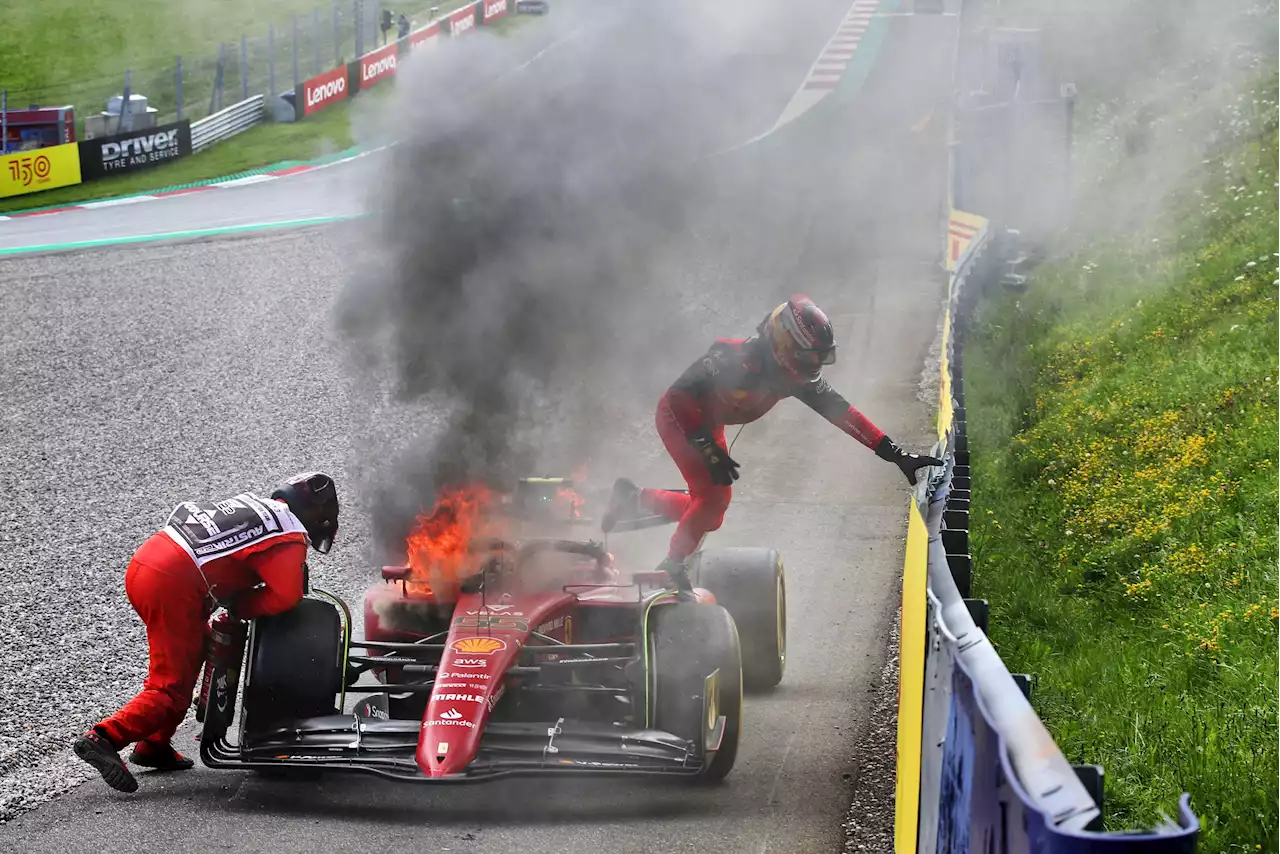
[946,553,972,597]
[1011,673,1034,700]
[269,25,276,98]
[1072,765,1106,831]
[175,56,183,121]
[963,598,989,634]
[240,34,249,102]
[292,16,301,96]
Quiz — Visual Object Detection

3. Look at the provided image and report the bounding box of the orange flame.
[557,486,585,519]
[405,484,498,596]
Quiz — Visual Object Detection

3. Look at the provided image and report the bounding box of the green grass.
[0,0,469,129]
[0,93,359,213]
[965,75,1278,851]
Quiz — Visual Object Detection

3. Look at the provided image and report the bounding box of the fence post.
[313,7,322,75]
[176,56,183,121]
[210,44,225,116]
[333,0,341,66]
[269,25,276,96]
[292,16,301,97]
[240,34,249,102]
[1,90,7,155]
[355,0,364,59]
[121,69,133,132]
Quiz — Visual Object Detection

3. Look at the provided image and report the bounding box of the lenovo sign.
[302,65,349,117]
[482,0,508,22]
[448,3,479,36]
[359,43,398,90]
[409,21,441,50]
[78,120,192,181]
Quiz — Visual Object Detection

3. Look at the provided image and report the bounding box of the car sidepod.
[645,600,744,781]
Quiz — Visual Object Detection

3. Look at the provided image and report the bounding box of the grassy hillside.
[965,78,1278,850]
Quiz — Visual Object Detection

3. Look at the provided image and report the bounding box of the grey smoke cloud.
[334,5,772,554]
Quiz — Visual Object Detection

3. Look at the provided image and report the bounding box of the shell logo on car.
[451,637,507,655]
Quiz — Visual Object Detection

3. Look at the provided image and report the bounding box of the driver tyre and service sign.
[302,65,350,117]
[0,142,82,198]
[77,120,192,182]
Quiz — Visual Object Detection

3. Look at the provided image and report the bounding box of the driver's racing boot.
[656,556,695,600]
[602,477,642,533]
[128,740,195,772]
[73,730,139,793]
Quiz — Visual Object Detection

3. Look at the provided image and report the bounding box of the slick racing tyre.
[242,597,344,732]
[648,602,743,782]
[688,548,786,692]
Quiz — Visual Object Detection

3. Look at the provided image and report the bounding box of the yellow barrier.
[0,143,82,198]
[893,498,929,854]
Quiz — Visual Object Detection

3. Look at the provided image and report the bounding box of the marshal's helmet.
[758,294,837,381]
[272,471,340,553]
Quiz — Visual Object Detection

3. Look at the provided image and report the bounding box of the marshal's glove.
[875,436,944,486]
[688,428,740,486]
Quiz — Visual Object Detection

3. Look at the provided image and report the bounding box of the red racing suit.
[646,337,886,560]
[94,493,310,753]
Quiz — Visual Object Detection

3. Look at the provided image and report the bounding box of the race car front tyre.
[648,602,743,782]
[687,547,786,692]
[242,597,344,732]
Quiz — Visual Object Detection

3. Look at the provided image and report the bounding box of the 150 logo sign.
[0,143,81,198]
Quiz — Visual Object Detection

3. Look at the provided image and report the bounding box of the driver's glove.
[687,428,740,486]
[874,436,944,486]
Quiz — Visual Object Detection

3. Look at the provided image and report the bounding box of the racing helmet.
[758,294,837,381]
[271,471,340,553]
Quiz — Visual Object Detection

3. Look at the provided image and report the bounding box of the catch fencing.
[2,0,459,133]
[894,0,1202,850]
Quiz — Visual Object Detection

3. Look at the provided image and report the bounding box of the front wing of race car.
[201,714,713,781]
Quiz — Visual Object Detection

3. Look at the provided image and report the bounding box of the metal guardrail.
[191,94,265,152]
[906,228,1201,852]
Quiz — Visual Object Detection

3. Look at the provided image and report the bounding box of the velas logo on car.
[451,637,506,655]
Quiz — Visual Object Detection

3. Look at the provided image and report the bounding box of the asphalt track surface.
[0,2,954,851]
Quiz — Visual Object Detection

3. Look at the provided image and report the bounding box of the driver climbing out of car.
[72,472,340,793]
[604,295,943,594]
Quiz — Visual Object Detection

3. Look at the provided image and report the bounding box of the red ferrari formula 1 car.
[198,477,786,783]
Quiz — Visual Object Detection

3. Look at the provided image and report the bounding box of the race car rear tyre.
[648,602,743,782]
[242,597,344,732]
[688,548,786,692]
